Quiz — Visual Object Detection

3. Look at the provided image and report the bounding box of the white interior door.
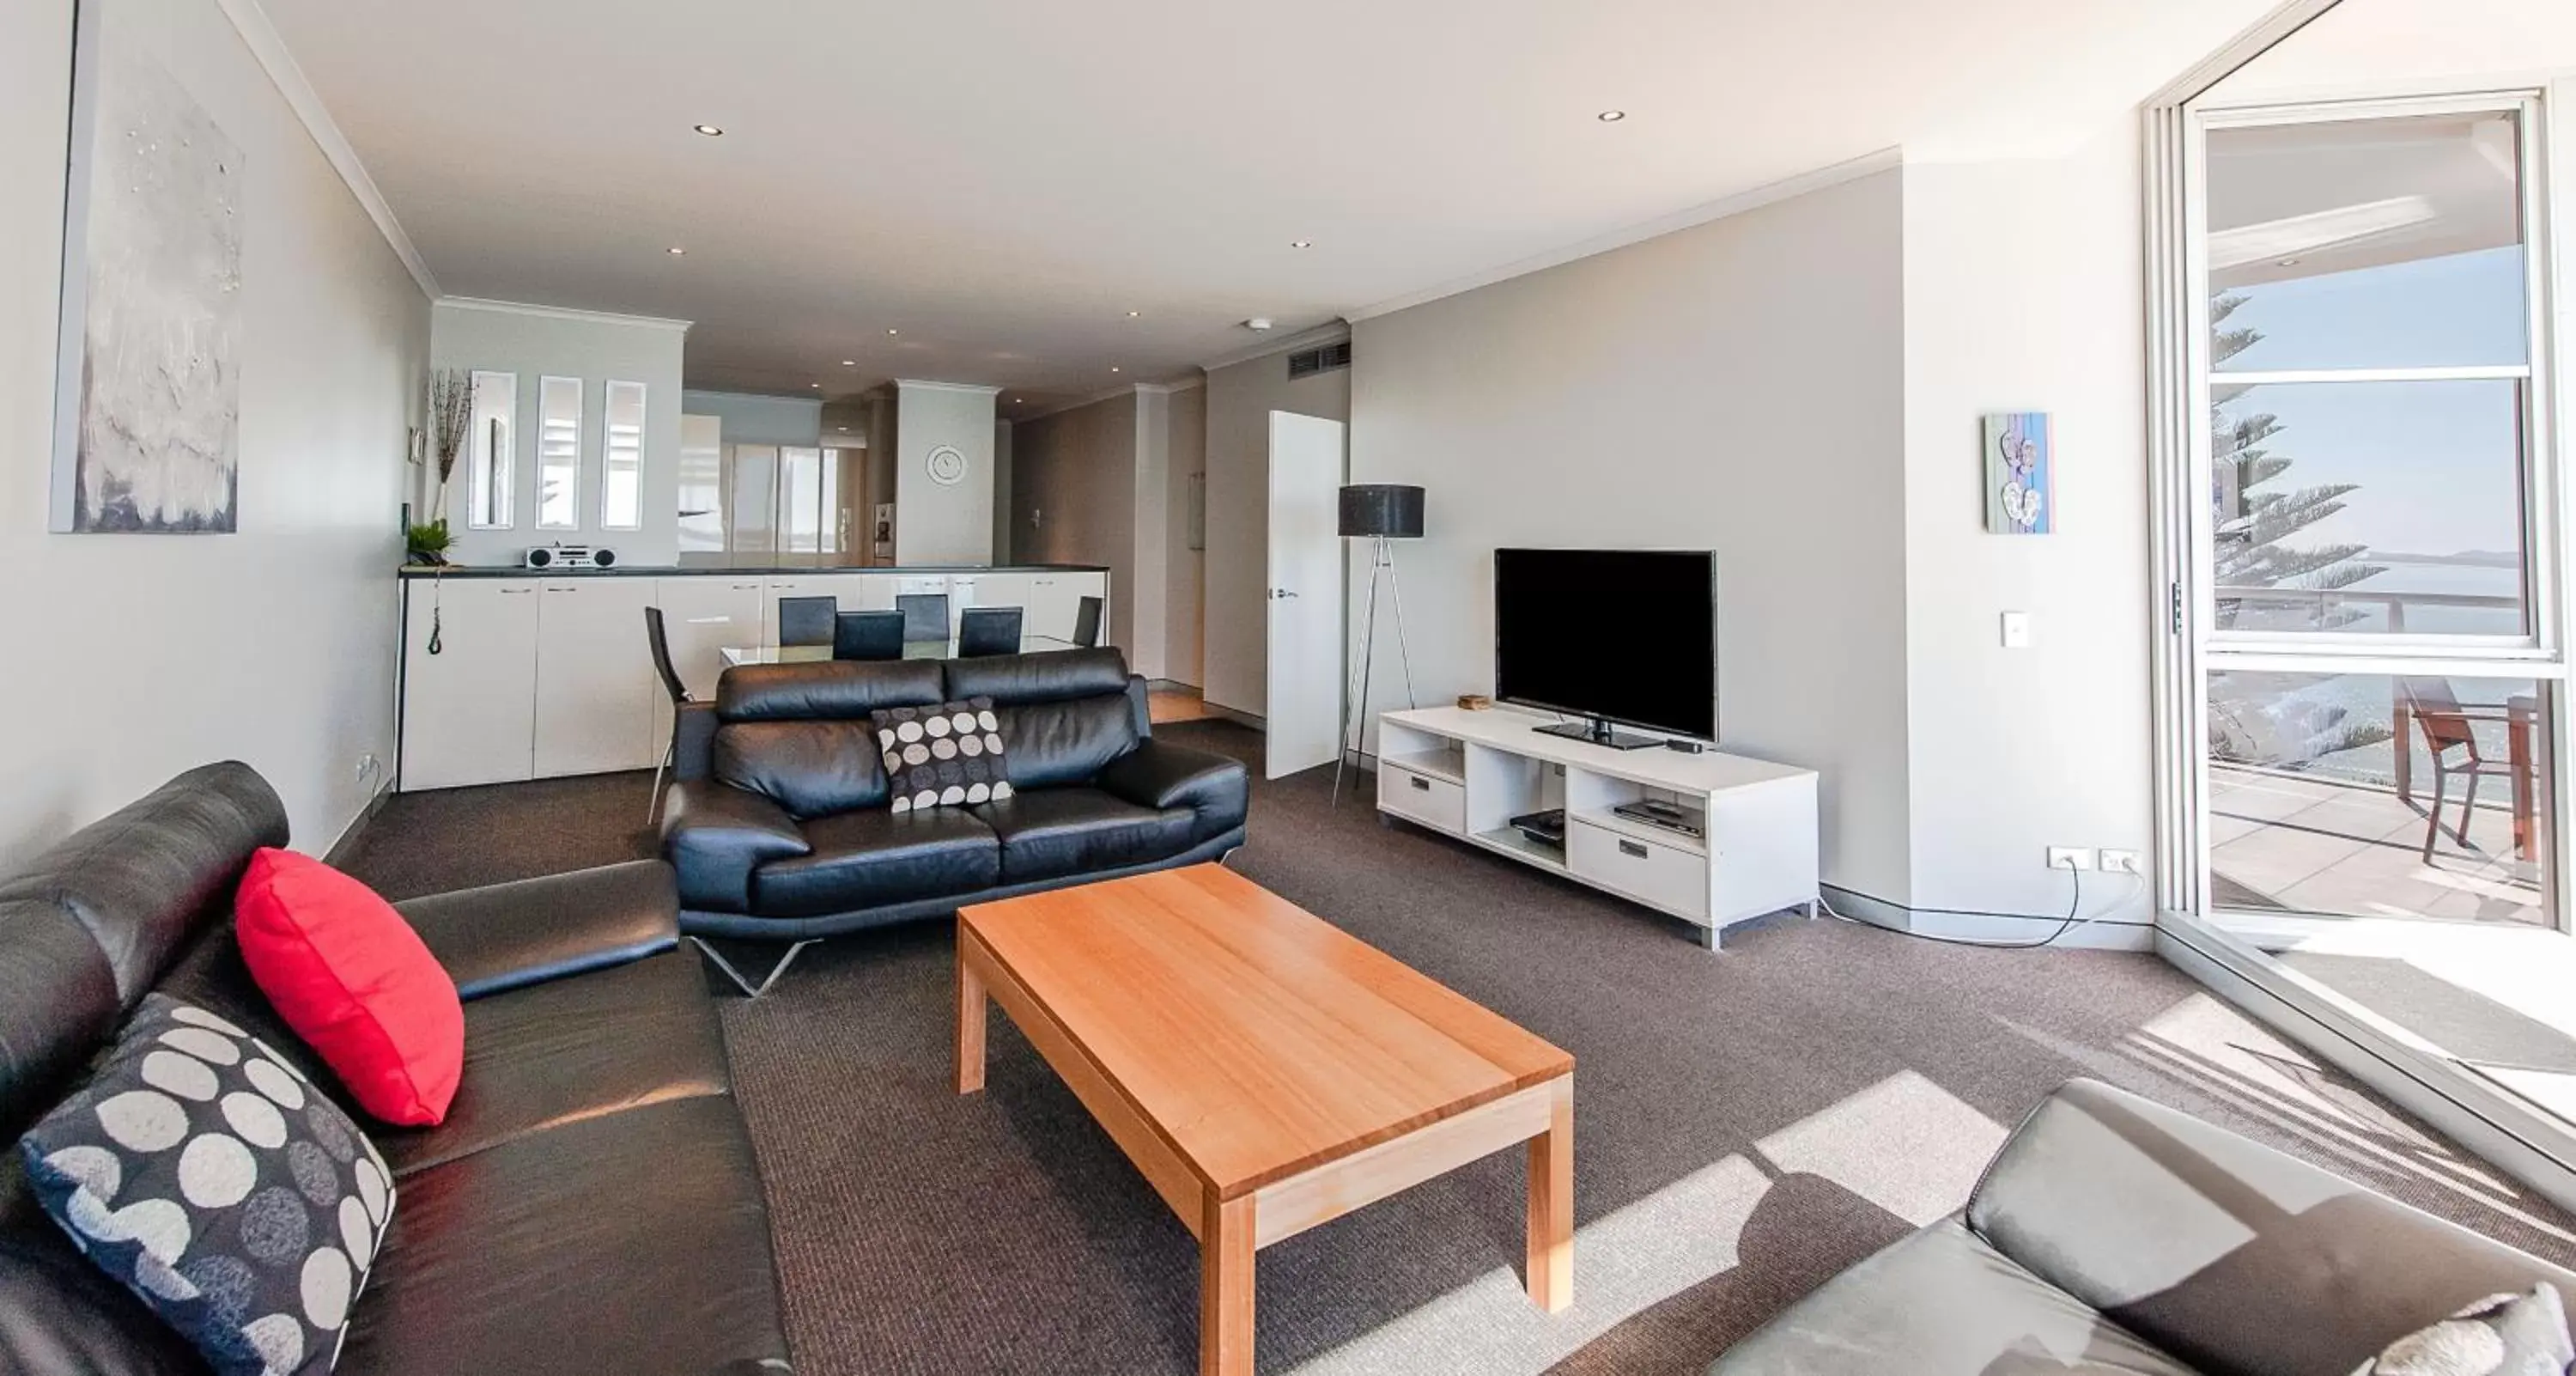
[1266,411,1346,779]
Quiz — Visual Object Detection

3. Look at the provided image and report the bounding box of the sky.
[2215,245,2530,565]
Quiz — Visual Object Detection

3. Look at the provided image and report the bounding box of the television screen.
[1494,548,1716,740]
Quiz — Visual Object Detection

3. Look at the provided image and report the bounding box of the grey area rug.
[344,720,2576,1375]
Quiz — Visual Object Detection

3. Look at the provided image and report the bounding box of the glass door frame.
[2146,48,2576,1207]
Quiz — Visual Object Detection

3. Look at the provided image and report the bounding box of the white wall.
[1347,171,1916,902]
[1164,383,1207,686]
[683,388,821,448]
[1899,132,2156,931]
[1203,338,1351,717]
[892,381,997,564]
[433,301,687,567]
[1,0,429,867]
[1012,391,1139,648]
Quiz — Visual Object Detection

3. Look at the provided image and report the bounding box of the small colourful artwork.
[1984,411,2052,535]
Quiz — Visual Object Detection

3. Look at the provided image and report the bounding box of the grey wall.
[1203,339,1351,717]
[892,381,997,564]
[1347,171,1916,904]
[434,301,687,567]
[992,418,1014,562]
[1899,132,2154,930]
[1012,392,1139,651]
[681,389,821,448]
[1,0,430,865]
[1164,383,1207,686]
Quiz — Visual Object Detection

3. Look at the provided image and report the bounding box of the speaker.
[592,547,617,569]
[524,545,614,569]
[524,546,556,569]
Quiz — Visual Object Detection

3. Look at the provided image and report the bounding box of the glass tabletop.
[722,636,1079,667]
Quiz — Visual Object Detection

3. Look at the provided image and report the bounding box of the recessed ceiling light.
[886,327,899,336]
[841,359,856,366]
[1245,317,1274,332]
[810,382,821,389]
[693,124,725,137]
[1290,240,1312,249]
[1127,310,1140,318]
[1110,367,1123,374]
[2276,256,2302,266]
[837,426,850,433]
[666,246,686,255]
[1596,110,1627,123]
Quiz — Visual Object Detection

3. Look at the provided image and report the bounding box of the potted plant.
[404,516,453,566]
[426,368,473,518]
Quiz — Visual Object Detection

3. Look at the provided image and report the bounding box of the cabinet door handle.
[685,616,728,624]
[1619,839,1649,859]
[1409,776,1431,791]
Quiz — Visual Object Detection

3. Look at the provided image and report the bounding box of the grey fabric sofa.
[1713,1078,2576,1375]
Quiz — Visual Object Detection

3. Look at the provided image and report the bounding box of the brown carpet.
[342,722,2576,1375]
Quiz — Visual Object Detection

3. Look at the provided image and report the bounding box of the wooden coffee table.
[956,864,1575,1375]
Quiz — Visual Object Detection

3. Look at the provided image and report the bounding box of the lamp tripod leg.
[1384,537,1417,711]
[1334,549,1384,807]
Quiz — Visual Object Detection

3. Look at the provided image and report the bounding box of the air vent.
[1287,340,1352,379]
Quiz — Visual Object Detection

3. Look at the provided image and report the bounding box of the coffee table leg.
[1525,1075,1573,1312]
[956,947,987,1095]
[1200,1191,1255,1376]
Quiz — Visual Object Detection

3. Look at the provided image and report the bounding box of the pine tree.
[2206,292,2391,767]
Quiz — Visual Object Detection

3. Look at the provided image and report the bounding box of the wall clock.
[927,444,969,486]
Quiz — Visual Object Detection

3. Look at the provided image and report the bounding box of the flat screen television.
[1494,548,1716,749]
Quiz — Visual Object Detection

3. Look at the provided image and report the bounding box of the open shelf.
[1380,747,1466,786]
[1473,825,1570,873]
[1568,807,1708,857]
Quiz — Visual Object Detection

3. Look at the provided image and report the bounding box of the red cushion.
[234,848,463,1126]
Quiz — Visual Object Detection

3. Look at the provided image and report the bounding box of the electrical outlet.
[2100,849,2142,876]
[2046,846,2096,872]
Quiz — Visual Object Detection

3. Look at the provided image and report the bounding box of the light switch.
[2001,611,2032,648]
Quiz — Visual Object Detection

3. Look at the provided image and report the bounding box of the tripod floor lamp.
[1333,484,1425,806]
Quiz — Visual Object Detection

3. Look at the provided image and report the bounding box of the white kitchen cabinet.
[533,580,661,777]
[655,575,763,701]
[957,572,1031,621]
[835,572,897,612]
[399,580,539,790]
[1027,570,1107,642]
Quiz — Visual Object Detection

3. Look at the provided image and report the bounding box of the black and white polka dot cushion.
[873,696,1012,813]
[16,993,393,1376]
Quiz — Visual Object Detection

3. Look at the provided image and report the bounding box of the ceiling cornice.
[1346,146,1905,324]
[894,379,1004,395]
[438,296,693,332]
[214,0,438,299]
[1016,382,1143,423]
[1198,320,1352,373]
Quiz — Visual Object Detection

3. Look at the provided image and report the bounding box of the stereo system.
[524,545,616,570]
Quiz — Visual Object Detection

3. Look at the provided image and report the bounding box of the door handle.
[1619,839,1649,859]
[1271,588,1298,600]
[1409,776,1430,791]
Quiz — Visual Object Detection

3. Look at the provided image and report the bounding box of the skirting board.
[1821,885,2156,952]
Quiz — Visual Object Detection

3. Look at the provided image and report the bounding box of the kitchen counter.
[398,562,1109,578]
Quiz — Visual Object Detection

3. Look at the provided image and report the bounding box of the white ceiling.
[258,0,2278,411]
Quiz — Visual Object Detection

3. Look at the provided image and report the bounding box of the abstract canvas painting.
[52,3,244,533]
[1984,411,2052,535]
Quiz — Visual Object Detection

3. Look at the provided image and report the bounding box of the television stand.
[1534,717,1663,751]
[1375,706,1820,950]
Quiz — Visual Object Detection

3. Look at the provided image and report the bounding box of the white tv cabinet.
[1374,707,1820,950]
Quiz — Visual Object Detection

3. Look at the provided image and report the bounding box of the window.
[599,381,645,531]
[727,444,777,555]
[537,377,582,530]
[2190,96,2556,930]
[777,448,841,556]
[465,371,515,529]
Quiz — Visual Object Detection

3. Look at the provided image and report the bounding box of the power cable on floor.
[1813,868,2145,950]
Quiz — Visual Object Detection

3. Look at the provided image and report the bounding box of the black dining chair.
[777,595,838,647]
[643,606,694,824]
[1072,594,1103,648]
[833,610,906,661]
[897,594,951,642]
[957,606,1024,658]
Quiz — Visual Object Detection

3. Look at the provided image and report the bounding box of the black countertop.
[398,563,1109,579]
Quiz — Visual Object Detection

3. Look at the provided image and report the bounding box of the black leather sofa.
[660,647,1250,995]
[0,763,791,1376]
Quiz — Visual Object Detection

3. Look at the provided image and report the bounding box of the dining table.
[721,635,1079,667]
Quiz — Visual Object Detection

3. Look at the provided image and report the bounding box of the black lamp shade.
[1338,484,1425,539]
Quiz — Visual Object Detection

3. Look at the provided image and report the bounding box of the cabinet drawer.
[1569,819,1707,920]
[1378,764,1465,835]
